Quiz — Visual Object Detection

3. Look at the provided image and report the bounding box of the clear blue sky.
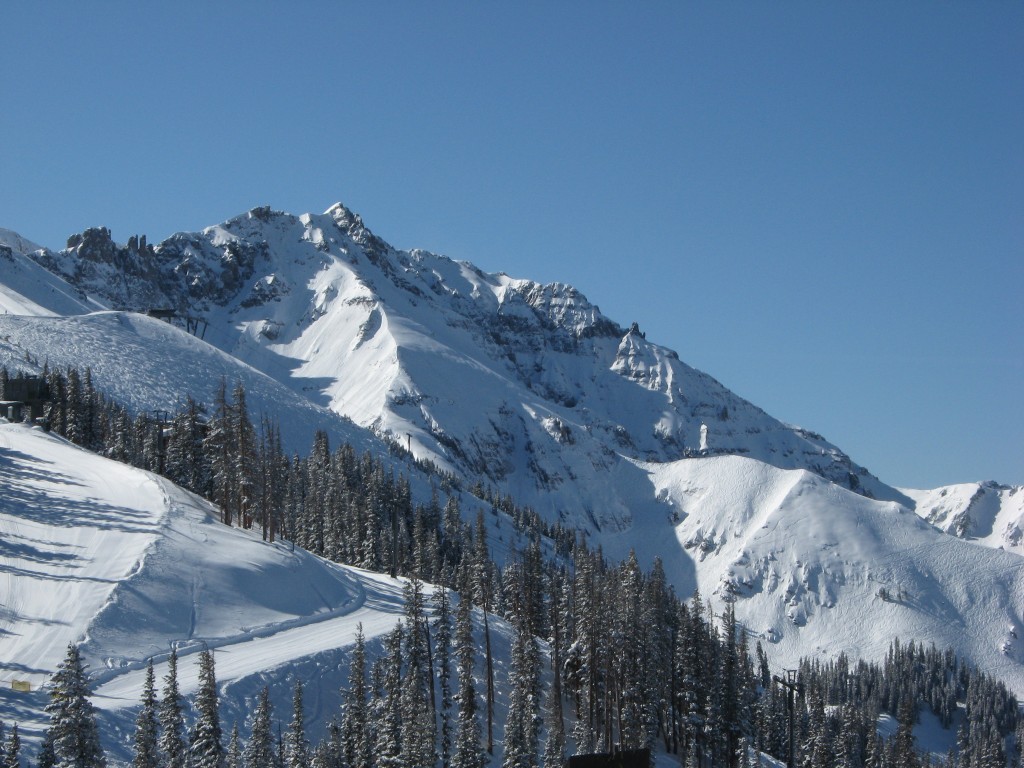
[2,2,1021,488]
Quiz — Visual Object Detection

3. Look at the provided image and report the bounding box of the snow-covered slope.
[20,204,906,531]
[904,482,1024,555]
[638,455,1024,695]
[0,311,374,457]
[0,421,527,761]
[0,229,96,316]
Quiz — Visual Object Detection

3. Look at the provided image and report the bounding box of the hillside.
[0,311,375,458]
[1,419,1019,767]
[639,455,1024,693]
[0,422,526,761]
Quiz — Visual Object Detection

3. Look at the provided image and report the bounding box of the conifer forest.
[1,365,1021,768]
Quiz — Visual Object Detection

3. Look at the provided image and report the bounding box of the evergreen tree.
[376,624,404,768]
[160,648,188,768]
[166,396,209,496]
[286,681,309,768]
[3,723,20,768]
[452,595,484,768]
[226,725,242,768]
[473,511,496,755]
[401,578,437,768]
[38,731,56,768]
[206,379,237,526]
[434,586,455,768]
[131,661,160,768]
[44,643,106,768]
[892,696,919,768]
[244,687,275,768]
[231,382,257,529]
[189,649,224,768]
[502,618,541,768]
[311,720,343,768]
[340,625,371,768]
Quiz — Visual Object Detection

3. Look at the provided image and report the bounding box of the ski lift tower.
[773,669,804,768]
[151,410,171,476]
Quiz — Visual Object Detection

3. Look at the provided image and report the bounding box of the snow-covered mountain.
[639,456,1024,691]
[904,481,1024,556]
[16,204,909,529]
[0,228,96,316]
[2,202,1022,726]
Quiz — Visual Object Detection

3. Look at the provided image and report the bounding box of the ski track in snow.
[0,424,165,690]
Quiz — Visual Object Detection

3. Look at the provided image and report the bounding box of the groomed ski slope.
[0,423,395,751]
[0,421,525,762]
[0,422,166,691]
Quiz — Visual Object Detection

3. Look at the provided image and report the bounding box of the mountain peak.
[0,227,45,256]
[325,201,364,233]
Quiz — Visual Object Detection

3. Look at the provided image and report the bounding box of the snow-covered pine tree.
[231,382,257,529]
[502,616,541,768]
[285,681,309,768]
[160,648,188,768]
[892,695,919,768]
[613,551,648,752]
[642,557,674,755]
[131,661,160,768]
[3,722,20,768]
[375,624,404,768]
[205,379,237,526]
[540,702,565,768]
[166,396,210,496]
[434,585,454,768]
[244,687,275,768]
[226,725,242,768]
[37,731,56,768]
[568,547,604,756]
[43,643,106,768]
[299,430,331,554]
[472,510,496,755]
[189,649,224,768]
[401,578,437,768]
[64,367,84,447]
[81,367,99,451]
[451,593,484,768]
[340,625,371,768]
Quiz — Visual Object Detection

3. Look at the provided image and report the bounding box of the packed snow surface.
[0,421,524,760]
